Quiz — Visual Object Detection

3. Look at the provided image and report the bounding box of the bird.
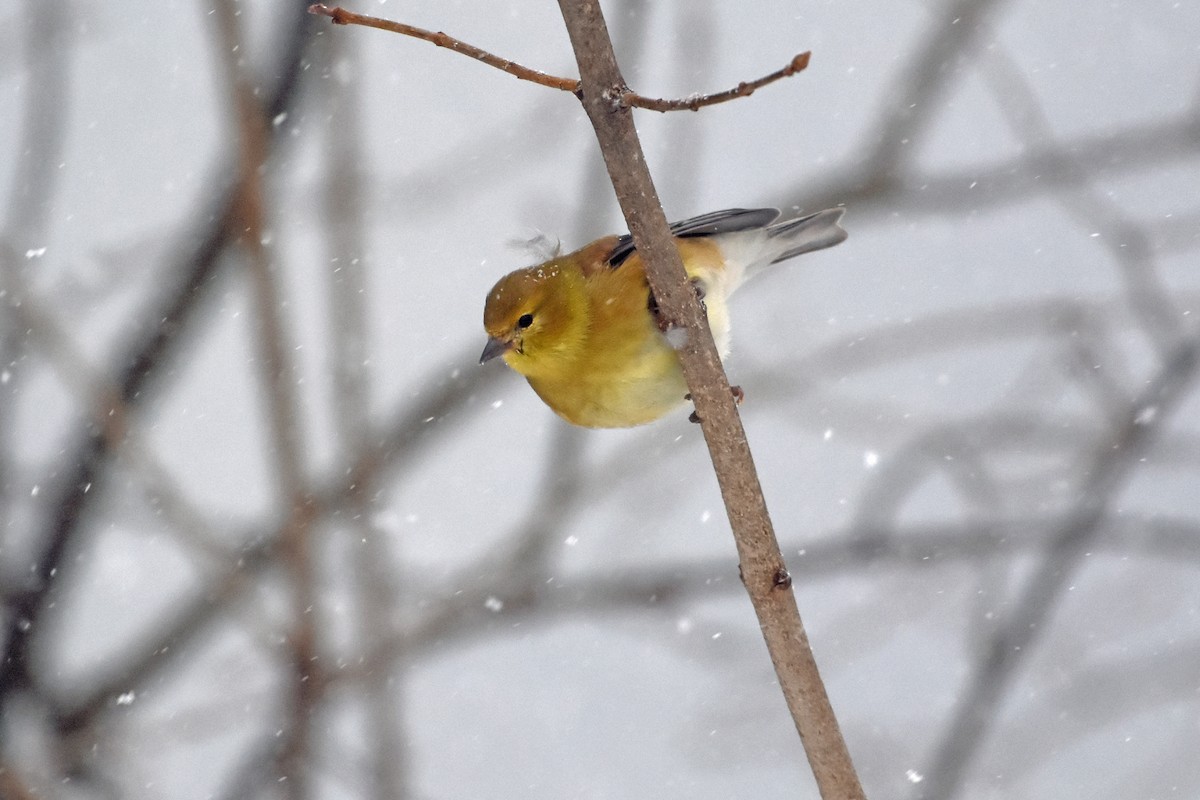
[480,207,847,428]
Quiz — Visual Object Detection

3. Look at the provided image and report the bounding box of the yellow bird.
[480,207,847,428]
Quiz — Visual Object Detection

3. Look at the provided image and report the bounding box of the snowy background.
[1,0,1199,798]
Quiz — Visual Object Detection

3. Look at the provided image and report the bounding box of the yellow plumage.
[481,208,847,428]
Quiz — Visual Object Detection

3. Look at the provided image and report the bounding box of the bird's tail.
[764,208,848,264]
[662,206,846,298]
[712,207,847,294]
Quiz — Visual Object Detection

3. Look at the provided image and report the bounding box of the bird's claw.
[686,385,746,423]
[648,291,670,333]
[648,279,708,333]
[690,278,707,316]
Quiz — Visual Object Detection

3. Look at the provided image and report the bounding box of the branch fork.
[308,4,809,113]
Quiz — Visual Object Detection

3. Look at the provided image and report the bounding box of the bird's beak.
[479,336,513,364]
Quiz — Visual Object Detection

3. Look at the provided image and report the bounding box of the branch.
[308,3,576,92]
[307,4,809,113]
[633,52,810,112]
[554,2,863,800]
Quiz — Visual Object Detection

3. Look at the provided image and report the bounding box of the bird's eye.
[517,313,534,329]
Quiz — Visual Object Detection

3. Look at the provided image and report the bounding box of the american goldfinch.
[481,207,847,428]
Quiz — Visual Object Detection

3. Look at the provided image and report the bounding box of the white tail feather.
[713,208,847,295]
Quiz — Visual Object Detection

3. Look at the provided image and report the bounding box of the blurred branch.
[512,513,1200,621]
[80,424,1200,737]
[859,0,1008,181]
[978,38,1183,353]
[0,0,68,241]
[848,422,1007,537]
[313,353,504,513]
[215,736,283,800]
[789,295,1200,382]
[917,337,1200,800]
[55,538,274,733]
[211,1,320,796]
[660,0,716,204]
[50,396,1200,757]
[0,760,39,800]
[760,380,1200,472]
[352,425,588,678]
[345,510,1200,669]
[896,39,1200,797]
[317,23,412,799]
[0,0,71,603]
[373,94,573,222]
[795,110,1200,220]
[781,0,1199,222]
[0,281,241,572]
[0,0,318,708]
[990,636,1200,787]
[53,348,501,736]
[307,3,810,112]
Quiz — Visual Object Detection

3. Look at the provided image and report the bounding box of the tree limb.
[554,1,863,798]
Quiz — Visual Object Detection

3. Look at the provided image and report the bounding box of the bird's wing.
[605,208,781,268]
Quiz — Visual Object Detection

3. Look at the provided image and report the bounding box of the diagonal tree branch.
[554,1,863,798]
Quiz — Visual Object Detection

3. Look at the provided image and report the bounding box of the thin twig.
[307,4,809,113]
[308,4,576,92]
[631,52,810,111]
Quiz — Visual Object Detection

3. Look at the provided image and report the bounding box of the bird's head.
[480,263,586,376]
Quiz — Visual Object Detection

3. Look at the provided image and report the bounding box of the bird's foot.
[686,385,745,423]
[690,278,707,316]
[648,279,708,333]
